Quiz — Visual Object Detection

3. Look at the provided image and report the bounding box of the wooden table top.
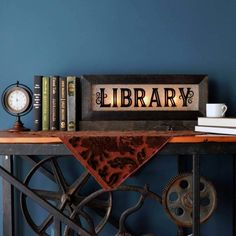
[0,130,235,144]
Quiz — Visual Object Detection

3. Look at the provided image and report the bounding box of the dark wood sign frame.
[80,74,208,121]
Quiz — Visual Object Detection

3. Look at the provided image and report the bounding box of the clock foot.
[8,117,30,132]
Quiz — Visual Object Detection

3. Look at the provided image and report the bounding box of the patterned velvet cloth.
[60,134,170,189]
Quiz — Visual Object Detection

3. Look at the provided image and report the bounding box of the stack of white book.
[195,117,236,135]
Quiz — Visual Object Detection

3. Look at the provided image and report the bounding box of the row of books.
[195,117,236,135]
[33,75,78,131]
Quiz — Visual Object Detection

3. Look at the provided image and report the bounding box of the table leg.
[233,155,236,236]
[1,155,14,236]
[0,166,92,236]
[192,154,200,236]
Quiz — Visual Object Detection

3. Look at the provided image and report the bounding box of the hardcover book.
[195,125,236,135]
[67,76,77,131]
[33,75,42,131]
[50,76,59,130]
[198,117,236,128]
[59,77,67,131]
[42,76,50,131]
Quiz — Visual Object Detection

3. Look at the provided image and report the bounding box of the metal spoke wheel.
[64,184,162,236]
[162,173,217,227]
[20,156,112,236]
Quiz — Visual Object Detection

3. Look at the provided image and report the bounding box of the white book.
[198,117,236,128]
[195,125,236,135]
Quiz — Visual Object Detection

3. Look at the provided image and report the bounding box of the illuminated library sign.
[80,75,208,120]
[92,84,198,111]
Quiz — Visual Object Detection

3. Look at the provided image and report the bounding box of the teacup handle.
[222,105,227,116]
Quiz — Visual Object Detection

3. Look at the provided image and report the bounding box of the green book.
[59,77,67,131]
[67,76,76,131]
[42,76,50,130]
[50,76,59,130]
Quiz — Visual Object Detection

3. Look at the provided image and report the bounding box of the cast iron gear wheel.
[162,173,217,227]
[20,155,112,236]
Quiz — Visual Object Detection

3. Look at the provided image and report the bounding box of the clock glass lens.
[7,89,27,112]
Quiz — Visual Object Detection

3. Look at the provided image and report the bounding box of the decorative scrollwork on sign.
[187,90,194,104]
[179,89,194,105]
[96,92,107,105]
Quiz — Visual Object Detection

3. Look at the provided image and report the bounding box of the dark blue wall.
[0,1,236,235]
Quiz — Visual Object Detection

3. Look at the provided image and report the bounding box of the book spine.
[42,76,50,131]
[195,125,236,135]
[59,77,67,131]
[33,76,42,131]
[198,117,236,128]
[67,76,76,131]
[50,76,59,130]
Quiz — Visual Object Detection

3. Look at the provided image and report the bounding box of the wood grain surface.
[0,131,235,143]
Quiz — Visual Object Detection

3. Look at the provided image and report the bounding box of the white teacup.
[206,103,227,117]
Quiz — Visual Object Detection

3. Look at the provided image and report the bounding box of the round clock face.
[3,86,31,115]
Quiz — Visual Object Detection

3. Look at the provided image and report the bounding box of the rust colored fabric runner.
[60,134,170,189]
